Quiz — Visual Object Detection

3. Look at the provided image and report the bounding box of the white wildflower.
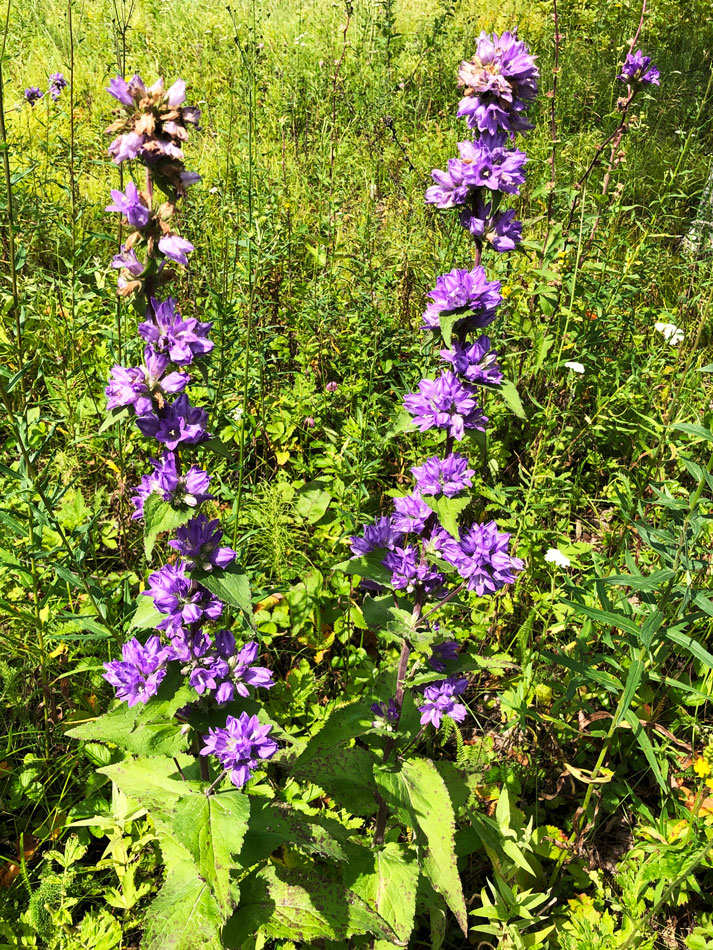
[654,321,684,346]
[544,548,571,568]
[564,361,585,374]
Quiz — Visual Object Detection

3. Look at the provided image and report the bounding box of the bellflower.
[108,131,145,164]
[404,371,488,441]
[139,297,214,365]
[103,635,171,707]
[392,492,433,535]
[382,546,445,594]
[24,86,43,106]
[411,453,475,498]
[106,181,150,229]
[422,266,502,332]
[371,698,400,727]
[135,393,210,449]
[428,641,461,672]
[350,515,402,556]
[617,49,660,86]
[48,72,68,100]
[440,336,503,385]
[200,712,278,788]
[219,640,275,702]
[159,234,194,266]
[425,160,470,209]
[105,365,152,416]
[130,452,213,519]
[443,521,524,595]
[418,676,468,728]
[460,199,522,251]
[457,134,528,195]
[457,31,539,134]
[144,561,223,633]
[168,514,236,572]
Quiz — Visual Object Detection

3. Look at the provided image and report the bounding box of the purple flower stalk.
[418,676,468,728]
[442,521,524,595]
[617,49,660,86]
[200,712,278,788]
[460,199,522,252]
[404,371,488,441]
[139,297,214,366]
[168,514,237,572]
[422,266,502,332]
[440,336,503,385]
[136,392,210,449]
[103,635,171,706]
[106,181,150,229]
[411,453,475,498]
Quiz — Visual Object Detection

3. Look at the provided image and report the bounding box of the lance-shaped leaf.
[374,757,467,935]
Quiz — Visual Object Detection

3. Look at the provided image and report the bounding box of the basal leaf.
[239,799,351,864]
[224,864,401,946]
[374,757,467,935]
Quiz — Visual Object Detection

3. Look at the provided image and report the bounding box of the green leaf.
[128,593,166,632]
[143,495,196,562]
[622,709,666,791]
[561,600,641,638]
[240,799,351,863]
[196,564,252,615]
[603,569,675,592]
[98,406,130,434]
[343,842,419,947]
[667,629,713,670]
[421,494,469,539]
[98,756,191,811]
[540,649,622,694]
[333,551,393,587]
[374,757,467,935]
[295,480,332,524]
[142,850,225,950]
[438,312,463,348]
[224,864,401,946]
[673,422,713,442]
[500,379,526,420]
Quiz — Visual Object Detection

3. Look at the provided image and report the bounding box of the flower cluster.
[355,32,534,731]
[24,72,68,106]
[101,74,276,790]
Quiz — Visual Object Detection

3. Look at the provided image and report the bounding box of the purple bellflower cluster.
[353,31,534,733]
[24,72,68,106]
[100,74,277,790]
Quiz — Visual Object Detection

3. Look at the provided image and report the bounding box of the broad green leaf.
[673,422,713,442]
[293,745,379,815]
[421,494,469,539]
[239,799,351,863]
[343,842,418,947]
[196,564,252,614]
[224,864,401,946]
[438,312,464,348]
[333,551,393,587]
[500,378,526,419]
[98,756,191,811]
[129,594,166,632]
[295,480,332,524]
[603,569,675,592]
[374,757,467,935]
[143,495,196,561]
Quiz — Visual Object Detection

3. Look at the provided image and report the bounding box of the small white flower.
[654,321,684,346]
[544,548,571,568]
[564,361,585,374]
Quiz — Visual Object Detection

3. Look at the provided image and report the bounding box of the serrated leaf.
[333,551,392,587]
[374,757,467,935]
[500,379,526,419]
[343,842,418,947]
[224,864,401,946]
[143,495,196,561]
[196,564,252,615]
[239,800,351,863]
[421,494,469,539]
[142,851,225,950]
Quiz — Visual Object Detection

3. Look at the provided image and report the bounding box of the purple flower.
[382,546,445,594]
[136,393,210,449]
[618,50,660,86]
[159,234,194,266]
[103,635,171,706]
[130,452,213,520]
[411,453,475,498]
[143,345,191,395]
[48,72,68,101]
[105,364,151,415]
[111,245,144,292]
[139,297,214,366]
[425,160,470,209]
[144,561,223,634]
[326,380,338,393]
[460,199,522,252]
[24,86,43,106]
[428,641,460,672]
[200,712,278,788]
[350,515,402,556]
[217,640,275,703]
[457,31,539,134]
[106,181,150,229]
[106,73,146,107]
[441,521,524,595]
[440,336,503,386]
[422,266,502,332]
[108,131,145,164]
[168,514,236,572]
[304,416,316,428]
[404,371,488,441]
[418,676,468,728]
[457,134,528,195]
[392,492,433,535]
[371,698,400,725]
[167,79,187,107]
